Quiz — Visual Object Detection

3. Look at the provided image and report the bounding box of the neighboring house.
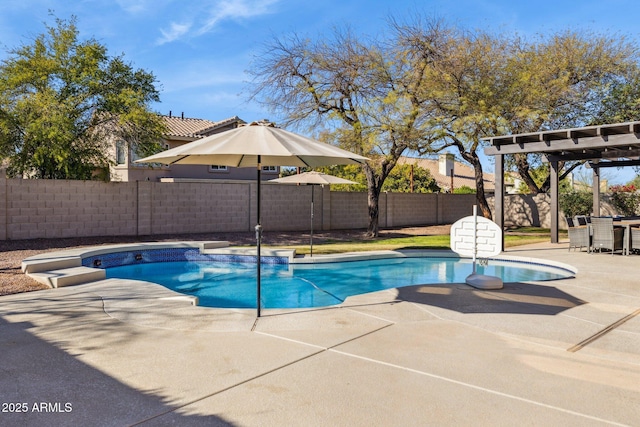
[504,171,523,194]
[398,154,495,193]
[111,114,280,182]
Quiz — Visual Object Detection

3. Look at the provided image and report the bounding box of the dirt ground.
[0,225,451,296]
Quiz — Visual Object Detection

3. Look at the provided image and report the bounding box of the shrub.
[452,185,476,194]
[608,184,640,216]
[559,190,593,218]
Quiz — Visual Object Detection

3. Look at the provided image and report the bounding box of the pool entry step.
[27,266,106,288]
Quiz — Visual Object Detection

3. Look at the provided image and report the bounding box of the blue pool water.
[105,257,573,309]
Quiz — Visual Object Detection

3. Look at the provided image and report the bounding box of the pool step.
[22,256,82,274]
[28,266,106,288]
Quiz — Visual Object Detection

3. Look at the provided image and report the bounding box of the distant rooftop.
[162,114,245,139]
[398,156,495,191]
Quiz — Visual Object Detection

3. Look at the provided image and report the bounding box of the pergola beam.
[588,159,640,168]
[485,121,640,148]
[485,133,640,156]
[547,148,640,162]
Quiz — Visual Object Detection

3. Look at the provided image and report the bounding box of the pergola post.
[592,165,601,216]
[494,154,505,251]
[550,159,559,244]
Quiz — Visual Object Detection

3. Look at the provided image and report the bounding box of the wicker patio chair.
[631,226,640,254]
[574,215,588,226]
[590,217,624,255]
[566,217,590,252]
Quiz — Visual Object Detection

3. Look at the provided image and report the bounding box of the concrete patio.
[1,241,639,426]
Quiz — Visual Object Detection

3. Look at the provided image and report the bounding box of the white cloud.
[157,0,279,44]
[156,21,192,45]
[197,0,278,35]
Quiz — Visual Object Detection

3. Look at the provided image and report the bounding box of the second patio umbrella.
[135,121,368,317]
[270,171,357,256]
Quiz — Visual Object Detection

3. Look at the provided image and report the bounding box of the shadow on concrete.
[396,282,586,315]
[0,315,234,426]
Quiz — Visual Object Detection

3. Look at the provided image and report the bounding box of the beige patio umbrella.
[135,121,368,317]
[271,171,358,256]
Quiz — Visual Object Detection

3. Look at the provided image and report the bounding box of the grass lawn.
[267,228,565,255]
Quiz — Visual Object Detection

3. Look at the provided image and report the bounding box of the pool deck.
[1,241,639,426]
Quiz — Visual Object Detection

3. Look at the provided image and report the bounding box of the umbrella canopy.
[270,171,358,185]
[135,121,368,317]
[135,121,368,168]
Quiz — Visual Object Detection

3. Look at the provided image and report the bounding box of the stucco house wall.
[109,115,280,182]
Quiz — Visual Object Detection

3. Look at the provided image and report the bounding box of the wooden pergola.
[483,121,640,249]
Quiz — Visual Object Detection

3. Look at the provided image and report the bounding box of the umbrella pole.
[256,157,262,318]
[310,185,314,257]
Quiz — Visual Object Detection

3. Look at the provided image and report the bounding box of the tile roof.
[398,156,495,191]
[161,115,245,139]
[197,116,246,136]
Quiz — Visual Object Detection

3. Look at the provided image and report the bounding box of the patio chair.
[574,215,588,226]
[631,226,640,254]
[566,217,590,252]
[590,217,624,255]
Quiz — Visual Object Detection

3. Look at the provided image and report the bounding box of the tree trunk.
[461,152,492,219]
[363,163,384,238]
[515,153,542,194]
[366,187,380,238]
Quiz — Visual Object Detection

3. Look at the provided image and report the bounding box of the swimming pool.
[105,256,574,309]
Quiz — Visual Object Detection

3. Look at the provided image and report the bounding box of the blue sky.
[1,0,639,183]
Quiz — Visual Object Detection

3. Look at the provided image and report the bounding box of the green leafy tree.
[0,16,166,179]
[596,70,640,124]
[516,163,573,194]
[381,163,440,193]
[313,165,368,192]
[313,163,440,193]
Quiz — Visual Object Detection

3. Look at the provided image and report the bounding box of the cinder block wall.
[5,179,137,240]
[1,177,565,240]
[329,192,369,229]
[385,193,439,227]
[148,181,252,234]
[439,194,478,224]
[0,174,6,240]
[259,183,314,231]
